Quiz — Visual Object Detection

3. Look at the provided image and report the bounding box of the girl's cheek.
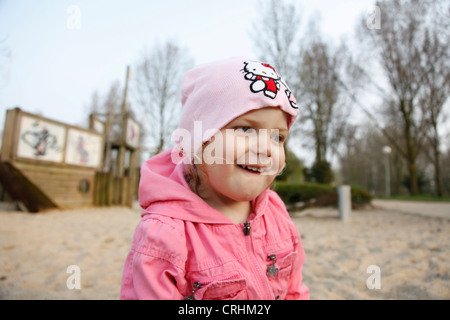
[225,135,247,164]
[271,145,285,173]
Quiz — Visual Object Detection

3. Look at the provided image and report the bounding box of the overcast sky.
[0,0,382,162]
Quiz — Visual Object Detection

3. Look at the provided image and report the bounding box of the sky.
[0,0,380,163]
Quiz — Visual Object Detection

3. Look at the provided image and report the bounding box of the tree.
[338,122,409,196]
[133,40,194,156]
[296,36,345,163]
[311,160,333,184]
[294,21,356,183]
[250,0,300,81]
[251,2,357,184]
[417,5,450,197]
[356,0,449,195]
[87,80,125,140]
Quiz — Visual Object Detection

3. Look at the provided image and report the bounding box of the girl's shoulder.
[140,213,187,233]
[130,214,188,267]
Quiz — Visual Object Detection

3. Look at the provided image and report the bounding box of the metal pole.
[338,185,351,222]
[382,146,391,198]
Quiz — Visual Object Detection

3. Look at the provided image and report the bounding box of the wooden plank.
[13,161,96,208]
[0,161,58,212]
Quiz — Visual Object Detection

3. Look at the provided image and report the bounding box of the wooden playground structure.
[0,105,141,213]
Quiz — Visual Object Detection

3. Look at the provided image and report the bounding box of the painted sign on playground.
[125,118,140,149]
[18,115,66,163]
[16,114,103,168]
[65,128,103,168]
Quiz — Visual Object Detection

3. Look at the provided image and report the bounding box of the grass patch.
[377,195,450,202]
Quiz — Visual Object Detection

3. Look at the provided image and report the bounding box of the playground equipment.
[0,106,140,212]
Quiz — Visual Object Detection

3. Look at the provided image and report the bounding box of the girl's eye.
[235,126,255,134]
[272,134,286,143]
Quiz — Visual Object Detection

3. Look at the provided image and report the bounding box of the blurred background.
[1,0,449,201]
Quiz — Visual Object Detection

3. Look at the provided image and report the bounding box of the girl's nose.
[257,130,272,158]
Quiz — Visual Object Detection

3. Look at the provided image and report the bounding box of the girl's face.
[198,107,289,203]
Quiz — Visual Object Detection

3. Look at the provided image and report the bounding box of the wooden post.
[117,66,130,179]
[103,111,113,173]
[117,66,131,205]
[1,108,20,162]
[338,185,351,222]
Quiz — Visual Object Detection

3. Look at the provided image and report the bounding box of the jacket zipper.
[185,272,244,300]
[184,281,202,300]
[243,222,251,236]
[242,220,274,299]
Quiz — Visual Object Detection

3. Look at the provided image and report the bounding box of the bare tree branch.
[132,40,194,156]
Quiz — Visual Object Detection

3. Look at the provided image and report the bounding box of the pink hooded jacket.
[120,148,309,300]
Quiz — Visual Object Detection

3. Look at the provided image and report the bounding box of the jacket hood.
[138,147,269,224]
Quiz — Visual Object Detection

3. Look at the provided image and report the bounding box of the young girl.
[120,57,309,300]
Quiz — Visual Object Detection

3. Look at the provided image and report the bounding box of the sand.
[293,201,450,300]
[0,206,141,300]
[0,200,449,300]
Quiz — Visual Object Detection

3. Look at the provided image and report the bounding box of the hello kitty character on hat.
[242,60,297,109]
[242,61,281,99]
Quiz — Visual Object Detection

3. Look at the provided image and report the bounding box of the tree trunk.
[432,131,443,197]
[404,132,419,196]
[399,98,419,196]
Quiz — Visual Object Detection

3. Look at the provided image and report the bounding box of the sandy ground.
[0,200,449,300]
[293,200,450,300]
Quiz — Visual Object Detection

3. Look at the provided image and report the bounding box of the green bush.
[311,160,333,184]
[272,182,332,203]
[350,185,373,205]
[272,182,372,209]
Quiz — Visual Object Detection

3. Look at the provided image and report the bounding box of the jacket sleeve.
[285,247,310,300]
[120,216,187,300]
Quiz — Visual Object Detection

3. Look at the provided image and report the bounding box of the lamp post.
[382,146,392,198]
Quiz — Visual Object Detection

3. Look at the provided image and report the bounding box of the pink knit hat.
[174,57,299,160]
